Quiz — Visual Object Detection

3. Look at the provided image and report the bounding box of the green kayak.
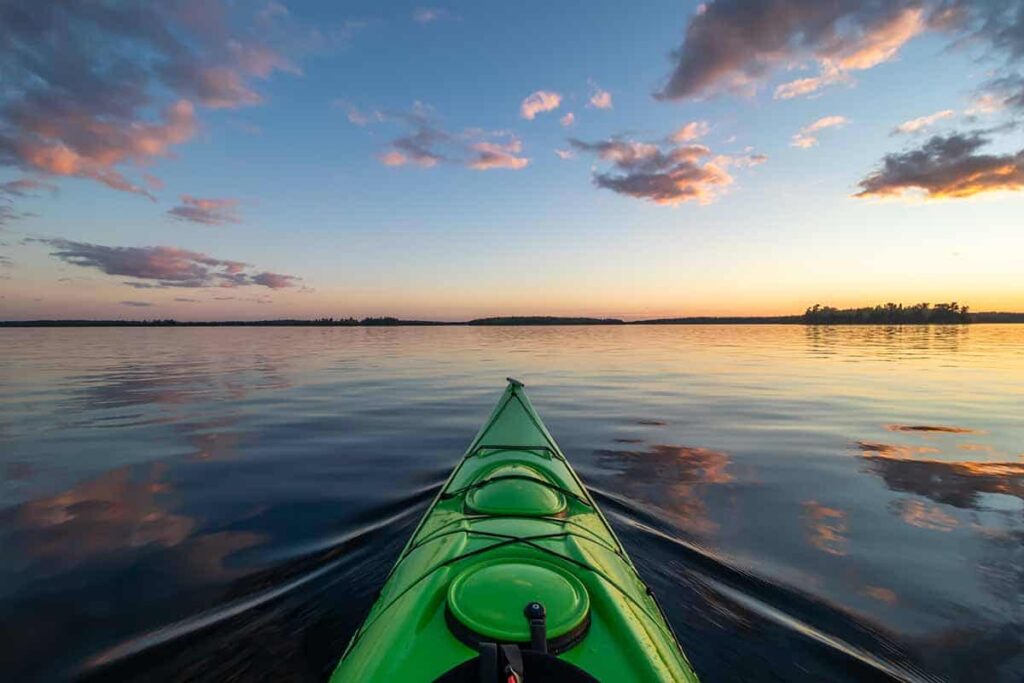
[331,379,700,682]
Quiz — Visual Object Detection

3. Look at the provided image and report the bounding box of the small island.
[801,302,971,325]
[468,316,626,326]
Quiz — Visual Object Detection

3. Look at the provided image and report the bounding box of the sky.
[0,0,1022,321]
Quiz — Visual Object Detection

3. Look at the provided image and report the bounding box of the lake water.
[1,325,1021,682]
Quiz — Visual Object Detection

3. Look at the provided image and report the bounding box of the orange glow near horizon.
[4,272,1024,321]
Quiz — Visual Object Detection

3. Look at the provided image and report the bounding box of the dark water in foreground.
[1,325,1021,682]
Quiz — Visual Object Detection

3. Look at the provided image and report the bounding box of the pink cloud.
[774,69,851,100]
[560,112,576,127]
[776,8,925,100]
[168,195,241,225]
[596,160,732,206]
[830,8,926,71]
[251,272,300,289]
[0,1,302,195]
[856,131,1024,200]
[659,2,930,101]
[791,115,848,148]
[570,136,749,206]
[413,7,455,24]
[229,42,301,79]
[588,87,613,109]
[35,237,300,289]
[0,178,58,197]
[669,121,710,143]
[375,103,529,172]
[332,100,383,126]
[520,91,562,120]
[966,93,1005,115]
[9,100,197,198]
[892,109,956,135]
[468,140,529,170]
[378,150,411,166]
[165,66,262,109]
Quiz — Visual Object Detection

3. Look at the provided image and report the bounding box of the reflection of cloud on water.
[177,530,265,581]
[862,586,898,605]
[958,443,995,453]
[802,501,847,556]
[909,617,1023,682]
[180,417,244,461]
[889,498,958,532]
[594,444,733,535]
[885,424,978,435]
[857,441,939,458]
[64,356,291,423]
[7,463,193,569]
[70,363,205,410]
[856,445,1024,509]
[973,529,1023,614]
[5,461,33,481]
[4,462,266,581]
[855,431,1022,635]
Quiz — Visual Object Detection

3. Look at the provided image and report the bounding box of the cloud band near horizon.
[32,238,300,290]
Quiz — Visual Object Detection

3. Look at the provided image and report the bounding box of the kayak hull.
[331,380,699,682]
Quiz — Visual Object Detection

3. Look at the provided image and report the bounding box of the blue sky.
[1,0,1022,319]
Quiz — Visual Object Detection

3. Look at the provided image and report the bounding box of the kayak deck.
[331,379,699,682]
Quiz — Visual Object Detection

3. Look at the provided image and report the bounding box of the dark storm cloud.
[855,131,1024,198]
[33,238,300,289]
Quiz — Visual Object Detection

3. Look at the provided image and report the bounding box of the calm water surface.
[1,325,1021,682]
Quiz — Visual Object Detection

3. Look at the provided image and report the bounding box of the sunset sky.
[1,0,1022,320]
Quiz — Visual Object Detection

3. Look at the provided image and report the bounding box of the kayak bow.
[331,379,699,682]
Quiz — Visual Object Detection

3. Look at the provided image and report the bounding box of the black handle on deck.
[524,602,547,654]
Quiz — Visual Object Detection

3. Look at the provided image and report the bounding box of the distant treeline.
[360,317,450,326]
[0,316,624,327]
[637,315,801,325]
[0,317,430,327]
[802,303,970,325]
[970,311,1024,323]
[4,306,1024,327]
[468,316,625,325]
